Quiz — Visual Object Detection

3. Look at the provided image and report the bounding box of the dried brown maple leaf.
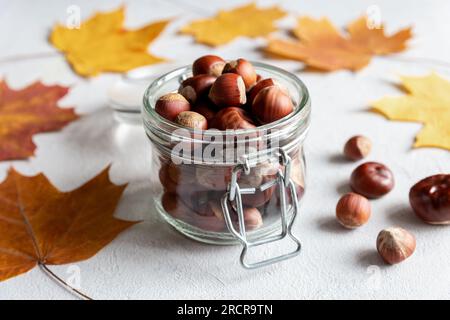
[266,16,412,71]
[0,80,78,161]
[0,167,138,282]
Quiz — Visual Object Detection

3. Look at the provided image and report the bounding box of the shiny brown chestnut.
[208,73,247,107]
[192,55,225,77]
[178,75,216,103]
[174,111,208,130]
[209,107,256,130]
[252,86,293,124]
[350,162,395,199]
[222,58,257,90]
[409,174,450,225]
[155,93,190,121]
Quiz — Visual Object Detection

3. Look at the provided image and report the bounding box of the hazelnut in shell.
[222,58,257,90]
[251,86,293,124]
[336,193,371,228]
[193,55,225,77]
[209,73,247,107]
[376,227,416,265]
[343,135,372,161]
[155,93,190,121]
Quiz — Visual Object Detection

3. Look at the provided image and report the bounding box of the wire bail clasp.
[221,149,302,269]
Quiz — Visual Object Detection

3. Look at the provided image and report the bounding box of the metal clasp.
[221,149,302,269]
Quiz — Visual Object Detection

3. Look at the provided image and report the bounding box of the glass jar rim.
[142,61,311,137]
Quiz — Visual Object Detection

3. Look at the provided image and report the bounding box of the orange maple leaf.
[266,16,412,71]
[0,80,78,161]
[0,167,138,282]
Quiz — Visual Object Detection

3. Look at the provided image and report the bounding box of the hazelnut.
[162,192,193,223]
[209,107,256,130]
[166,162,198,186]
[252,86,293,124]
[159,164,178,193]
[208,73,247,107]
[196,166,235,190]
[192,101,217,122]
[209,201,262,231]
[350,162,394,199]
[193,55,225,77]
[376,227,416,265]
[335,193,371,228]
[178,75,216,103]
[240,207,263,230]
[155,93,190,121]
[222,58,257,90]
[247,78,284,105]
[174,111,208,130]
[409,174,450,225]
[163,192,225,232]
[343,135,372,161]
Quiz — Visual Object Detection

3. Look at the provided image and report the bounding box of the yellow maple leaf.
[372,73,450,151]
[266,16,412,71]
[50,7,170,76]
[180,3,286,46]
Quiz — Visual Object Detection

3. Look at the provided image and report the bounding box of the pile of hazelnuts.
[155,55,294,130]
[336,135,450,265]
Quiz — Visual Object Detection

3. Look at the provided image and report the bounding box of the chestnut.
[209,107,256,130]
[336,193,371,228]
[175,111,208,130]
[208,73,247,107]
[222,58,257,90]
[343,135,372,161]
[178,75,216,103]
[409,174,450,225]
[252,86,293,124]
[155,93,190,121]
[377,227,416,265]
[192,55,225,77]
[350,162,394,199]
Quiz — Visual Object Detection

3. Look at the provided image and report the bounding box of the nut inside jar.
[144,56,311,247]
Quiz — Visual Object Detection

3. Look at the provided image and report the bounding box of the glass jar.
[143,62,311,268]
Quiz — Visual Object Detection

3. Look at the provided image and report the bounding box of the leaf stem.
[38,263,93,300]
[0,51,61,65]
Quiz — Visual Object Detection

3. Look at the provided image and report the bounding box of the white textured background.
[0,0,449,300]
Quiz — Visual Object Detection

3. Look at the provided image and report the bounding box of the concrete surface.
[0,0,449,299]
